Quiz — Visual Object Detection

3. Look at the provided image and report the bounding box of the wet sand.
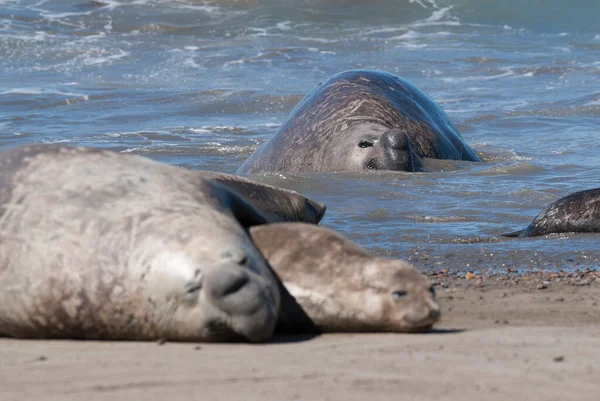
[1,272,598,401]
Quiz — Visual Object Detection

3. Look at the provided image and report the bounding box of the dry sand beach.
[1,271,598,401]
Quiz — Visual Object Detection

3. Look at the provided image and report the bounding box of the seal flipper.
[212,181,269,228]
[501,229,525,238]
[201,172,326,224]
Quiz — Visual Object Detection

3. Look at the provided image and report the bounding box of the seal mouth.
[403,324,435,333]
[203,318,246,342]
[365,158,379,170]
[400,308,441,332]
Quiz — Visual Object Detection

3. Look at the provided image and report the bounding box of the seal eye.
[358,140,374,149]
[392,290,407,300]
[429,286,436,298]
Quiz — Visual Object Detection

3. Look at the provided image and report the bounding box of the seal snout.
[204,252,278,342]
[207,264,251,301]
[380,129,410,151]
[401,286,441,331]
[378,129,416,171]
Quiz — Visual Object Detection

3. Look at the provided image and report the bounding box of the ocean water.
[1,0,599,273]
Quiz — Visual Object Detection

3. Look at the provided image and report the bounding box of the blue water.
[1,0,599,272]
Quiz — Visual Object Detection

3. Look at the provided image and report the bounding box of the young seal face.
[0,145,322,342]
[237,69,480,174]
[502,188,600,238]
[249,223,440,333]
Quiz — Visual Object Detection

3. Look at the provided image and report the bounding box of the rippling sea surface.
[1,0,599,273]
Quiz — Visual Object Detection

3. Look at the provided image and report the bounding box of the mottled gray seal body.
[0,145,324,342]
[503,188,600,238]
[237,69,480,174]
[249,223,440,333]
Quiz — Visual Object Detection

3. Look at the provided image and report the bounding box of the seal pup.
[249,223,440,333]
[502,188,600,237]
[237,69,480,174]
[0,145,322,342]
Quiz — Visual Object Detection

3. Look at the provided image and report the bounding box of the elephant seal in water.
[237,69,480,174]
[502,188,600,237]
[0,145,325,342]
[249,223,440,333]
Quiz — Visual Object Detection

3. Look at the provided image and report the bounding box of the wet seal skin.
[503,188,600,238]
[237,69,480,174]
[199,171,325,224]
[0,145,323,343]
[249,222,440,333]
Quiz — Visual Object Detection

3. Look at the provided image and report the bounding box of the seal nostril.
[365,159,378,170]
[220,248,248,266]
[223,274,249,296]
[209,268,251,299]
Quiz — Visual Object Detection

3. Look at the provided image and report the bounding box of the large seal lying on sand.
[251,223,440,333]
[237,69,480,174]
[502,188,600,237]
[0,145,324,343]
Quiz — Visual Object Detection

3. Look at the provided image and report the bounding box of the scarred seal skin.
[237,69,480,174]
[502,188,600,238]
[0,145,324,342]
[249,222,440,334]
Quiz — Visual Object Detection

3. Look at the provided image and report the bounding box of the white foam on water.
[363,27,407,36]
[168,48,204,69]
[395,42,428,49]
[120,147,144,153]
[388,29,420,41]
[32,0,94,22]
[202,143,255,154]
[410,6,461,28]
[296,36,339,44]
[63,32,107,47]
[41,138,71,144]
[441,68,522,84]
[173,3,221,14]
[276,21,291,31]
[409,0,440,9]
[102,0,123,11]
[82,49,129,66]
[409,215,469,223]
[0,30,52,41]
[0,88,89,101]
[247,27,269,37]
[102,131,153,139]
[423,6,454,23]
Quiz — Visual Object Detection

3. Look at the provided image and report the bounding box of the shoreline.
[2,273,598,401]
